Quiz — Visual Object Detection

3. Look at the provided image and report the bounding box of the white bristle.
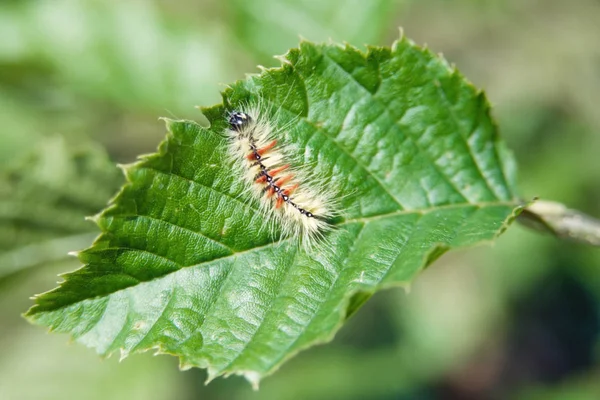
[224,102,337,248]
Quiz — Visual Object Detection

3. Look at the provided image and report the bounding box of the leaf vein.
[434,82,503,199]
[216,246,300,373]
[120,213,234,255]
[320,51,474,204]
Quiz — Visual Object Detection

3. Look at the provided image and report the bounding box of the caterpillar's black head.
[228,111,252,132]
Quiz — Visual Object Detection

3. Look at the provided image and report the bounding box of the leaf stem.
[518,200,600,246]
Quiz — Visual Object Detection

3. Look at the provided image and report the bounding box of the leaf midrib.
[29,199,516,319]
[260,47,510,218]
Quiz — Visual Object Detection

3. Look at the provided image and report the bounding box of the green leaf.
[25,37,522,387]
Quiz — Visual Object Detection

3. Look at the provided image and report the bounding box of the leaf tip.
[205,368,219,385]
[179,360,194,371]
[159,117,188,136]
[391,28,410,52]
[119,348,130,362]
[158,116,175,126]
[242,370,261,391]
[67,250,80,258]
[85,213,101,224]
[274,53,292,65]
[245,72,261,80]
[116,162,138,182]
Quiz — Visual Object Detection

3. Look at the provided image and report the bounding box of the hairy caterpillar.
[225,104,336,247]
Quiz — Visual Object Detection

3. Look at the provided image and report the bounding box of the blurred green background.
[1,0,599,399]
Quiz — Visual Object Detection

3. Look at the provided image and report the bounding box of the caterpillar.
[225,104,336,247]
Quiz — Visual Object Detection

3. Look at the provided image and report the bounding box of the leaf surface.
[26,37,521,386]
